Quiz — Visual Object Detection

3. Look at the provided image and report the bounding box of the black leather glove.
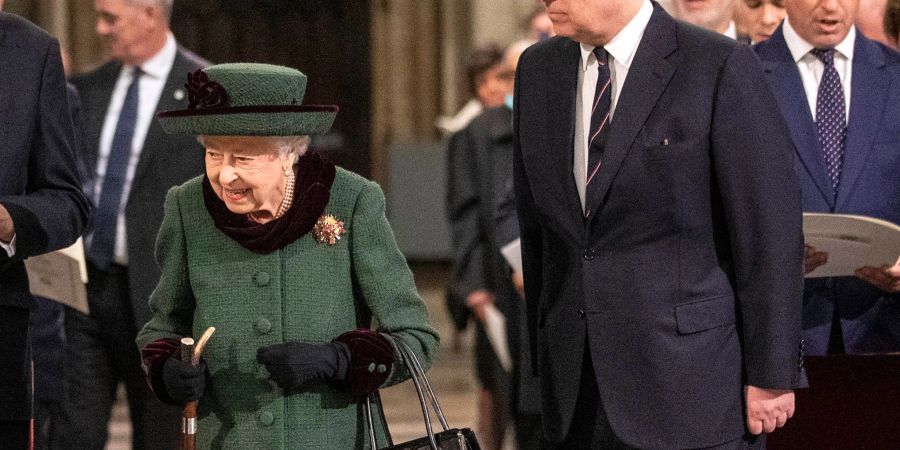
[256,341,350,392]
[162,356,206,404]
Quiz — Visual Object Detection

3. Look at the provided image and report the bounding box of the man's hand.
[511,271,525,300]
[466,289,496,323]
[0,204,14,242]
[855,264,900,293]
[804,245,828,275]
[744,385,795,434]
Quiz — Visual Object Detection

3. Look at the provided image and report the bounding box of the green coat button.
[253,272,270,286]
[255,318,272,335]
[367,363,376,373]
[377,364,387,373]
[259,411,274,426]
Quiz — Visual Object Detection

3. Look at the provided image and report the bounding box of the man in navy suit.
[754,0,900,356]
[514,0,806,448]
[0,10,91,448]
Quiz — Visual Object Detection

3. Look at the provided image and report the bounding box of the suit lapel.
[84,63,123,179]
[835,35,887,211]
[760,28,835,209]
[545,38,585,238]
[585,4,676,221]
[0,28,10,130]
[132,50,191,184]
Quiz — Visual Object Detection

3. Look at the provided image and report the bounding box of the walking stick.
[180,327,216,450]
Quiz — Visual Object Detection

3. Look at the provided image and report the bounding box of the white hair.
[197,135,312,164]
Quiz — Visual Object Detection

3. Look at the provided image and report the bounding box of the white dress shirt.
[93,33,177,266]
[574,0,653,209]
[724,21,737,40]
[1,235,15,257]
[783,19,854,122]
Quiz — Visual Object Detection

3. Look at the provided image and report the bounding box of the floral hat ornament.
[156,63,338,136]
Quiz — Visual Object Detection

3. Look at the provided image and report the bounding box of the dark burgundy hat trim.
[157,104,339,119]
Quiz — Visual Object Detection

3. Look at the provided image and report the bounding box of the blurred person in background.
[436,44,510,136]
[0,3,91,448]
[671,0,746,39]
[55,0,208,448]
[448,40,540,449]
[742,0,786,42]
[525,4,556,40]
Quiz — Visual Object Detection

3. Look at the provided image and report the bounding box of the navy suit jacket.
[0,12,91,420]
[513,4,806,447]
[70,48,207,327]
[755,27,900,355]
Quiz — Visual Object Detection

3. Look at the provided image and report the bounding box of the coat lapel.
[835,35,887,211]
[544,38,585,238]
[584,4,676,221]
[760,28,835,209]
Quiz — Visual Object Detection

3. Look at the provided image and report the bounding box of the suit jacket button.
[255,318,272,335]
[253,271,270,286]
[582,249,595,261]
[577,309,585,318]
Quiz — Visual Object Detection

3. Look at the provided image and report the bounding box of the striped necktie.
[585,47,611,218]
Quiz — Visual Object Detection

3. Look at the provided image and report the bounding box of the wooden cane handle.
[180,337,195,364]
[192,327,216,366]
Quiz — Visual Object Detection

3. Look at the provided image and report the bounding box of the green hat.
[157,63,338,136]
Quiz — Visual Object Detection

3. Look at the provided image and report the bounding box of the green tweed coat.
[136,168,439,449]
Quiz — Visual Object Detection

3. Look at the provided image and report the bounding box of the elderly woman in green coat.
[135,63,439,449]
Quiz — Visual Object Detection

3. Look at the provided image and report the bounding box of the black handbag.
[364,337,481,450]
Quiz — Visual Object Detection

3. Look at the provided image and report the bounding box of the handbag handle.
[364,336,450,450]
[396,337,450,430]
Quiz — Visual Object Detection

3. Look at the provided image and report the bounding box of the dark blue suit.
[513,3,806,448]
[0,11,90,443]
[755,27,900,356]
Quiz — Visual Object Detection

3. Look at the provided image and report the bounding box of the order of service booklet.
[803,213,900,278]
[25,237,89,314]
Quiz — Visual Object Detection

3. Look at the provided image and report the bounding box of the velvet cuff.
[333,328,396,398]
[139,338,181,406]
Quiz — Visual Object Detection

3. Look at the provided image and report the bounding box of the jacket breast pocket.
[675,294,736,335]
[643,136,706,162]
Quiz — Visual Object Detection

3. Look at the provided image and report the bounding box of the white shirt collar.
[579,0,654,71]
[783,18,855,63]
[724,21,737,39]
[127,32,177,80]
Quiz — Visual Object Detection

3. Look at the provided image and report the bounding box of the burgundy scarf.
[202,152,336,254]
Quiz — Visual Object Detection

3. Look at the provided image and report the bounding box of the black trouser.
[547,347,766,450]
[52,264,180,450]
[0,306,31,449]
[31,296,67,450]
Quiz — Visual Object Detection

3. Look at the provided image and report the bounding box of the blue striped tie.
[88,67,142,269]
